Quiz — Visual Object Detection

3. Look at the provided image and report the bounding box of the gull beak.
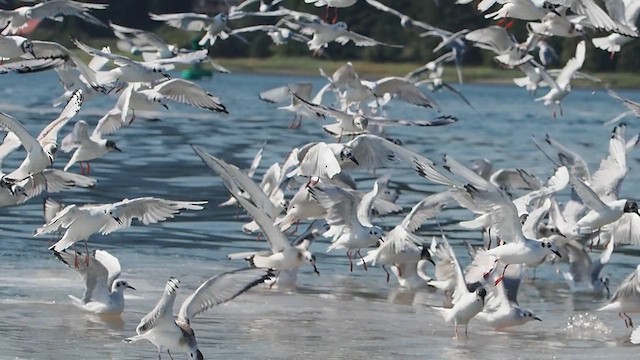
[635,210,640,217]
[126,285,136,290]
[113,145,122,152]
[114,217,122,225]
[534,316,542,321]
[312,264,320,276]
[29,49,36,58]
[552,249,562,258]
[605,285,611,299]
[428,258,435,266]
[349,155,359,166]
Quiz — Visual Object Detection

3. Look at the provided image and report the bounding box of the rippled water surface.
[1,71,640,359]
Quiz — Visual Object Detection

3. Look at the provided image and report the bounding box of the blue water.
[0,70,639,359]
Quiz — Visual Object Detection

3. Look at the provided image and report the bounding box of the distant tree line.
[4,0,639,71]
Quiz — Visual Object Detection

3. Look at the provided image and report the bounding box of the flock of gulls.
[1,0,640,359]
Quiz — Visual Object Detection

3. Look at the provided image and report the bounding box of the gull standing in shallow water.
[432,233,487,339]
[123,268,272,359]
[54,249,135,315]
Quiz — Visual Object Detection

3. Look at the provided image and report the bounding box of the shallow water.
[1,71,639,359]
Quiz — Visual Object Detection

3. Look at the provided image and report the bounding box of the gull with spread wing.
[54,249,135,315]
[61,120,121,175]
[295,20,402,52]
[150,12,231,46]
[123,268,271,360]
[0,0,107,35]
[36,197,206,255]
[0,90,82,189]
[598,264,640,328]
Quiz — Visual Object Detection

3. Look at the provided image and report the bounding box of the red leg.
[86,162,91,175]
[332,8,338,24]
[83,240,90,266]
[505,19,515,29]
[79,162,85,175]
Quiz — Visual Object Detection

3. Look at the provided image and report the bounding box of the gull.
[358,192,448,281]
[194,147,319,276]
[513,61,547,94]
[598,265,640,328]
[0,168,95,208]
[293,93,453,139]
[457,185,562,283]
[0,90,82,188]
[310,181,386,271]
[53,249,135,315]
[536,40,559,66]
[36,197,207,253]
[567,174,640,237]
[419,27,468,84]
[464,26,533,67]
[149,12,231,46]
[427,235,459,306]
[0,0,107,35]
[483,0,546,22]
[432,233,487,339]
[229,24,310,46]
[259,83,323,128]
[304,0,357,22]
[527,12,587,38]
[191,147,286,232]
[562,239,613,297]
[109,22,188,61]
[465,256,542,329]
[50,48,111,106]
[545,0,637,36]
[0,57,65,75]
[535,40,586,117]
[366,77,442,110]
[230,220,327,289]
[405,52,456,81]
[60,120,121,175]
[291,134,451,186]
[123,268,271,360]
[73,38,208,89]
[296,20,402,51]
[364,0,435,29]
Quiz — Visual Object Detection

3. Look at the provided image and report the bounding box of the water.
[0,71,639,359]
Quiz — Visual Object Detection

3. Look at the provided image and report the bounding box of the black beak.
[114,217,122,225]
[29,49,36,58]
[313,264,320,276]
[534,316,542,321]
[126,285,136,290]
[557,232,567,238]
[113,145,122,152]
[605,285,611,299]
[428,258,435,266]
[349,155,359,166]
[635,210,640,217]
[552,250,562,258]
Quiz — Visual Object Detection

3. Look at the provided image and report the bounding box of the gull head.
[105,207,122,225]
[624,200,640,217]
[44,144,57,164]
[368,226,384,241]
[353,112,369,131]
[420,246,435,266]
[400,17,412,28]
[10,184,27,198]
[334,21,348,30]
[113,280,136,292]
[475,287,487,304]
[541,239,561,258]
[106,140,122,152]
[520,309,542,322]
[23,9,33,19]
[339,146,359,166]
[303,250,320,275]
[20,39,36,58]
[217,12,229,23]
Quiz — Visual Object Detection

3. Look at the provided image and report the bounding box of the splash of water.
[565,312,612,339]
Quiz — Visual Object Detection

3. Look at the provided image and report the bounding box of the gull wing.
[465,184,527,244]
[234,195,290,253]
[441,231,469,304]
[609,265,640,304]
[151,78,227,113]
[335,29,402,48]
[522,199,551,238]
[356,180,381,227]
[99,197,206,235]
[568,175,609,214]
[555,40,586,89]
[21,169,96,199]
[61,120,90,152]
[94,249,122,291]
[54,249,110,304]
[37,90,83,150]
[136,278,180,334]
[0,112,40,154]
[298,142,342,179]
[28,0,107,27]
[590,124,627,202]
[373,77,440,110]
[177,267,271,324]
[149,12,212,31]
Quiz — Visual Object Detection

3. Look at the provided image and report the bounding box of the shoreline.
[213,57,639,89]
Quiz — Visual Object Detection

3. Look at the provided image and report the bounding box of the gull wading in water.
[54,249,135,315]
[598,265,640,328]
[123,268,272,359]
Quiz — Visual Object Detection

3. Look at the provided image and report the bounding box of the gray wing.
[136,278,180,334]
[177,267,271,324]
[53,249,109,304]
